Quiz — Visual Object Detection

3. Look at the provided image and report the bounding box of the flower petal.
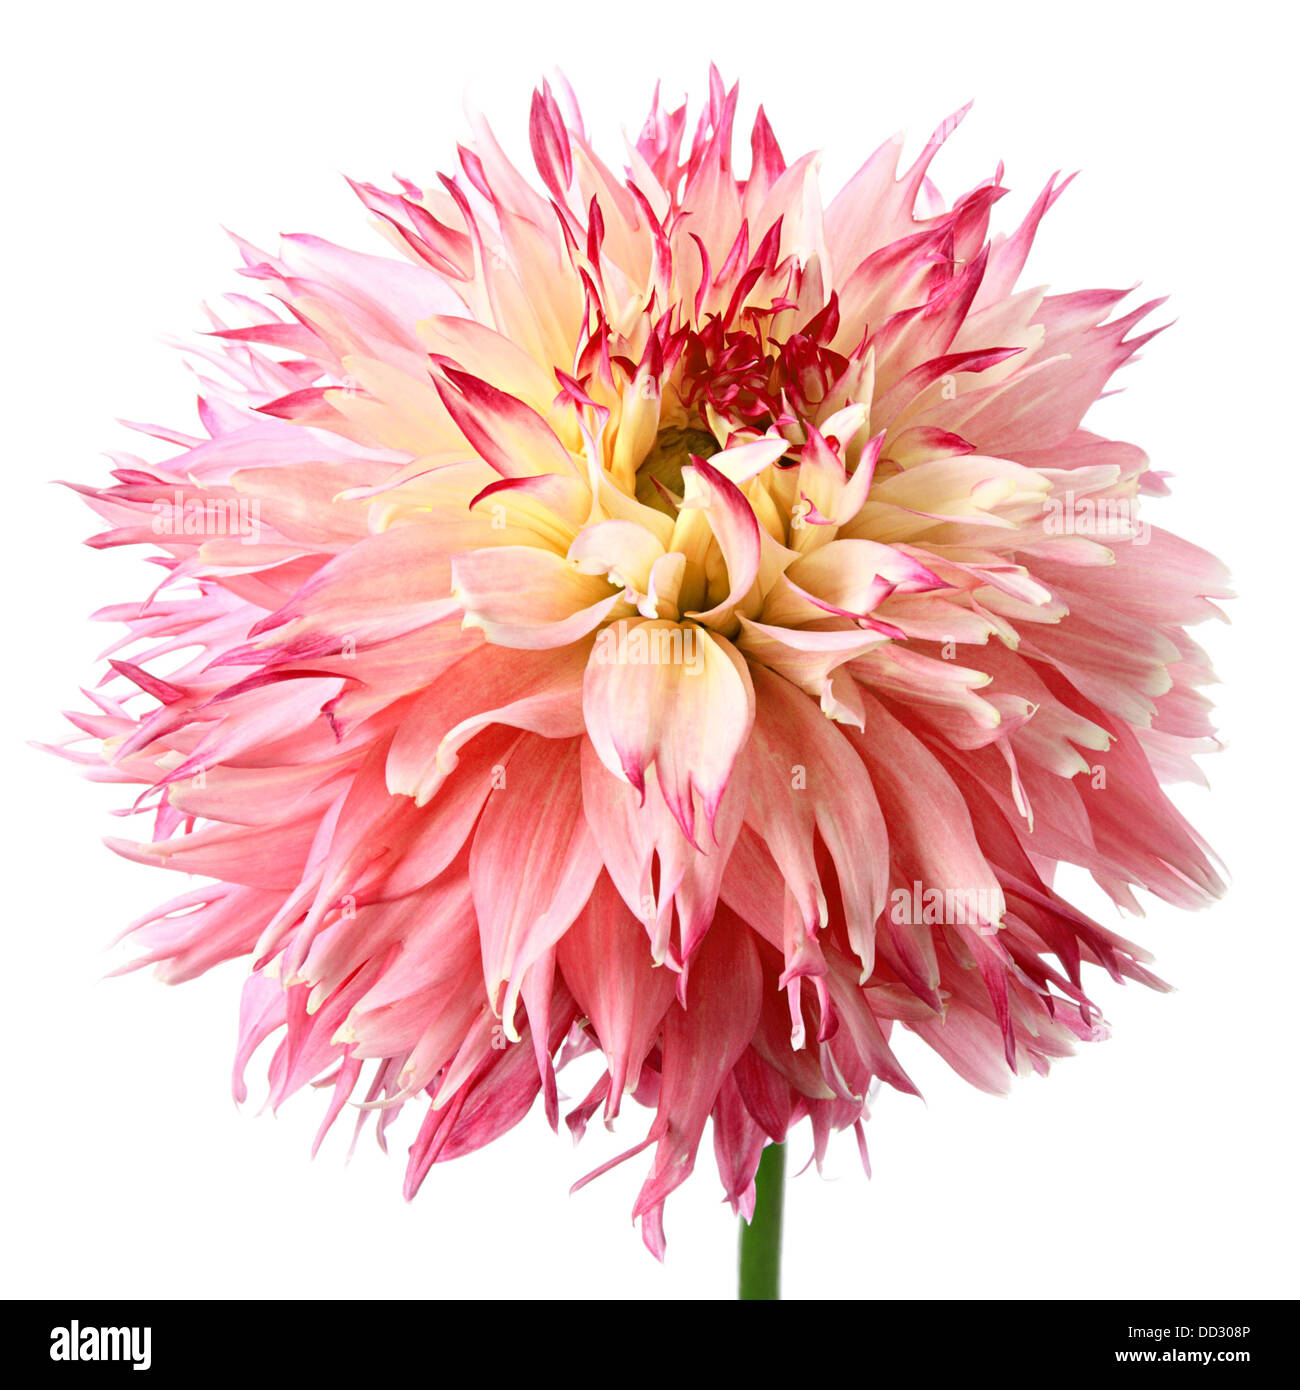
[452,545,621,647]
[469,735,602,1038]
[583,619,754,846]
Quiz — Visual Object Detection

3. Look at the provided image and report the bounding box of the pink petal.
[582,619,754,846]
[469,735,602,1037]
[557,874,677,1118]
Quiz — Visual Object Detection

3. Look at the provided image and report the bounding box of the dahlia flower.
[57,71,1227,1271]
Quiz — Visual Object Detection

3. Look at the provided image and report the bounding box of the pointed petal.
[583,620,754,845]
[557,874,676,1117]
[469,736,602,1036]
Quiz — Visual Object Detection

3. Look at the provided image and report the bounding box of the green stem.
[738,1141,785,1300]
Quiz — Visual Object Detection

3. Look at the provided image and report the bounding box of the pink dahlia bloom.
[59,73,1227,1256]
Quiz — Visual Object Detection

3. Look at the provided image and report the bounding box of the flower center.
[635,426,721,515]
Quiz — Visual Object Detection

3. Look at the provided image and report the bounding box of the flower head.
[59,72,1228,1255]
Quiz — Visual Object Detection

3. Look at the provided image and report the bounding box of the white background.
[3,0,1296,1300]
